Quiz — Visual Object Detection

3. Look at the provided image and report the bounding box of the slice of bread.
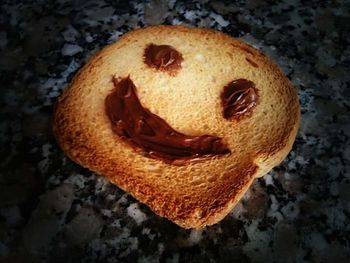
[53,25,300,228]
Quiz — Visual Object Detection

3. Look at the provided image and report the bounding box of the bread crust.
[53,25,300,228]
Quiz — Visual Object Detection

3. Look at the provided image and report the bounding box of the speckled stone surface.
[1,0,349,262]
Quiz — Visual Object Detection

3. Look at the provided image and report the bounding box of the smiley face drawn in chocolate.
[105,44,258,165]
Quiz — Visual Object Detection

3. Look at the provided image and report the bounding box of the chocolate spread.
[144,44,183,73]
[221,79,258,119]
[105,76,230,164]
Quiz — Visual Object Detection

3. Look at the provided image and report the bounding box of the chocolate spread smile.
[105,76,230,164]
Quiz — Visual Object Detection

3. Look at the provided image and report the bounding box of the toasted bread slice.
[53,25,300,228]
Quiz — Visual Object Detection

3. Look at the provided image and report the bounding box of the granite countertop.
[1,0,349,262]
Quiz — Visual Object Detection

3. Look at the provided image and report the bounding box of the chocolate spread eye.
[144,44,183,74]
[105,76,230,165]
[221,79,258,119]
